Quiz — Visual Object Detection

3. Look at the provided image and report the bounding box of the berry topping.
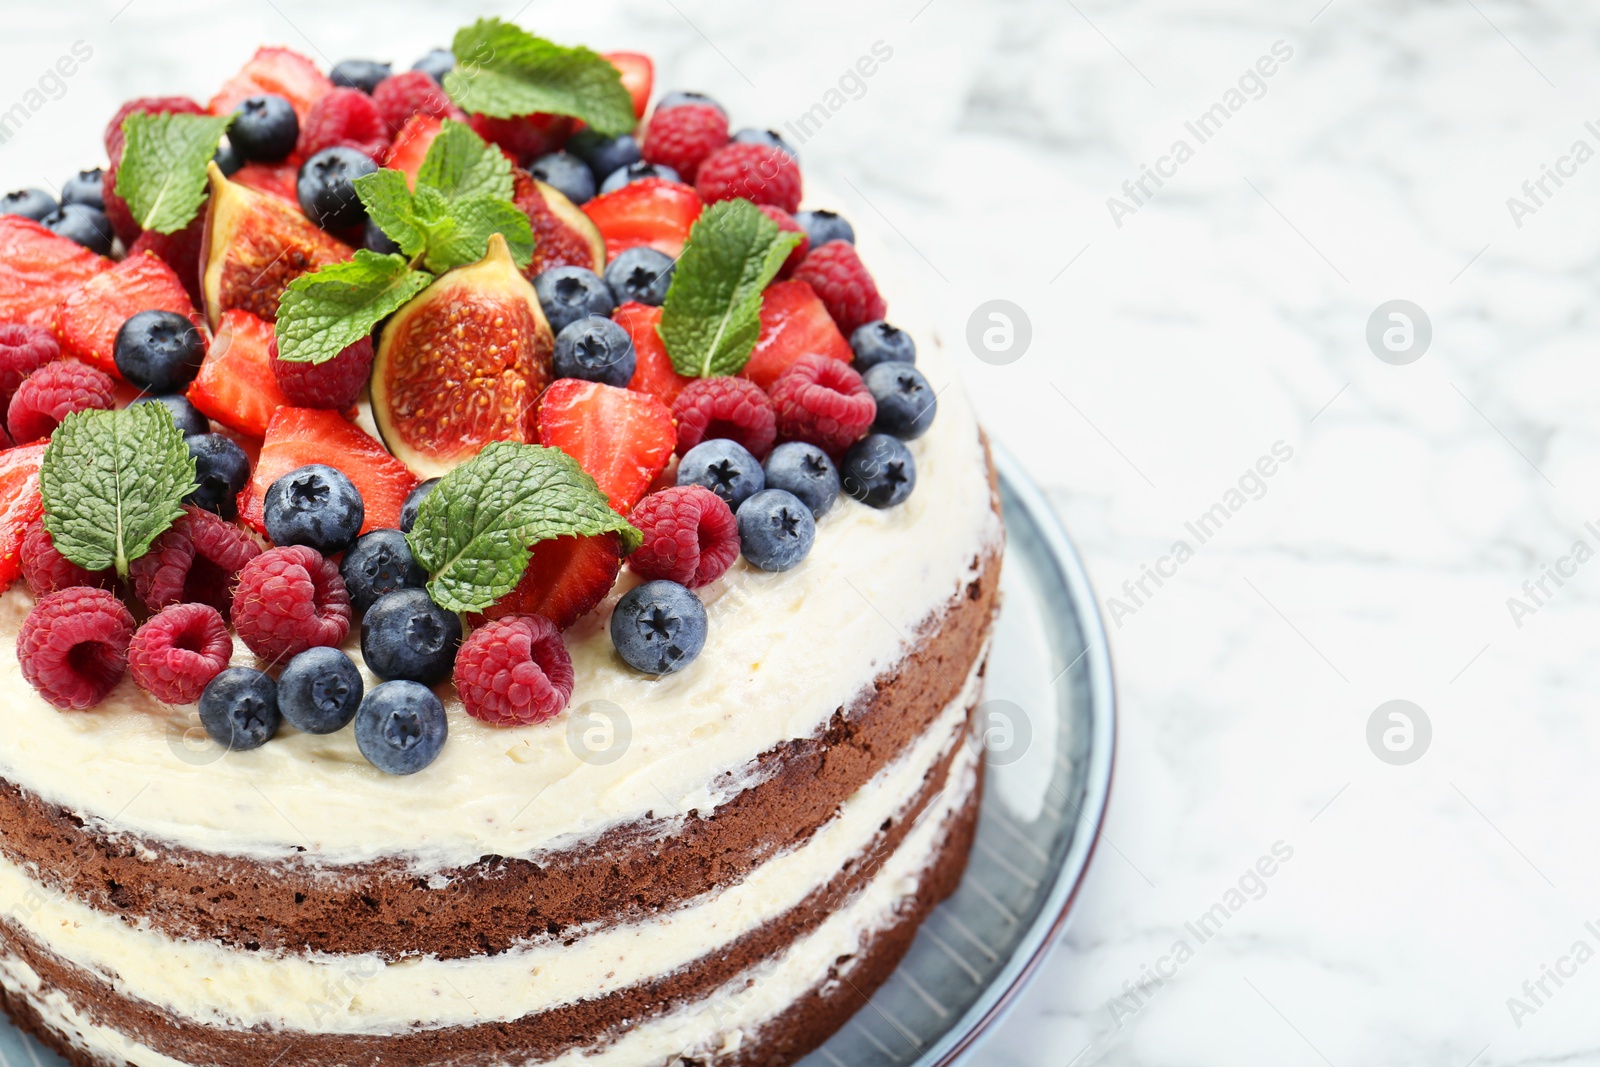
[361,588,461,685]
[197,667,280,750]
[600,161,681,194]
[18,587,135,710]
[757,204,809,277]
[554,316,636,387]
[791,241,885,336]
[230,95,300,163]
[298,87,390,162]
[535,379,676,513]
[793,209,855,247]
[128,603,233,705]
[231,545,352,662]
[0,216,112,331]
[114,310,206,393]
[105,96,205,160]
[187,310,291,437]
[628,485,740,588]
[657,91,725,117]
[604,246,675,307]
[131,505,263,614]
[242,407,418,536]
[298,147,379,231]
[841,433,917,509]
[605,51,654,120]
[270,335,374,410]
[763,441,841,520]
[740,280,852,392]
[355,680,447,775]
[533,266,615,335]
[60,169,107,212]
[132,395,210,437]
[263,464,366,555]
[183,434,250,519]
[0,324,60,405]
[768,353,876,456]
[412,49,457,85]
[480,532,623,630]
[330,59,392,95]
[398,478,438,534]
[567,130,641,184]
[278,646,364,734]
[1,189,57,222]
[732,128,797,158]
[672,376,777,459]
[611,580,707,675]
[529,150,596,205]
[208,47,335,124]
[55,252,196,377]
[677,438,765,510]
[456,613,575,726]
[616,302,692,406]
[850,319,916,371]
[581,177,703,259]
[737,489,817,572]
[0,443,47,594]
[642,103,729,185]
[40,204,113,257]
[469,112,572,164]
[695,143,802,214]
[8,361,117,444]
[21,517,110,597]
[341,529,426,613]
[373,71,462,133]
[865,362,937,440]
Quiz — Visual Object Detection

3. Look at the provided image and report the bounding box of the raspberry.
[628,486,740,588]
[455,614,575,726]
[790,240,886,336]
[372,71,464,133]
[642,104,729,184]
[270,335,374,410]
[298,87,391,161]
[132,506,264,614]
[0,324,59,406]
[17,587,135,710]
[769,354,876,456]
[671,376,777,459]
[128,603,233,705]
[231,545,352,663]
[695,143,802,213]
[469,112,571,163]
[21,518,110,596]
[7,362,116,443]
[758,205,809,278]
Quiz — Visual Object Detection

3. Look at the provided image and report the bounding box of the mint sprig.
[40,404,197,577]
[115,112,233,234]
[660,200,802,378]
[275,251,434,365]
[445,19,636,137]
[407,442,641,614]
[416,118,514,202]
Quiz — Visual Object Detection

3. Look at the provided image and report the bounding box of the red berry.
[102,167,142,247]
[480,533,623,631]
[186,309,289,438]
[18,587,135,710]
[239,407,418,537]
[231,545,352,663]
[671,376,777,459]
[757,205,809,278]
[128,603,233,705]
[740,280,852,392]
[581,178,704,260]
[128,216,207,306]
[769,353,876,456]
[21,518,110,597]
[7,362,116,443]
[455,614,575,726]
[695,143,802,213]
[104,96,205,162]
[270,335,374,410]
[469,112,571,163]
[536,380,676,513]
[52,251,196,378]
[628,486,740,588]
[791,240,886,336]
[132,505,264,614]
[298,87,391,161]
[616,302,692,407]
[372,72,464,134]
[0,324,59,407]
[642,104,729,184]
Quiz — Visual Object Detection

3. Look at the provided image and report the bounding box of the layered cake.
[0,22,1003,1067]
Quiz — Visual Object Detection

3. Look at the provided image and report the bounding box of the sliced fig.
[372,234,555,479]
[199,162,353,330]
[513,169,605,277]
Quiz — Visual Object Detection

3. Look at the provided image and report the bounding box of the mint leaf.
[354,169,426,258]
[407,441,641,613]
[40,404,196,577]
[660,200,802,378]
[115,113,233,234]
[275,251,433,364]
[422,195,534,274]
[417,118,513,202]
[444,19,636,137]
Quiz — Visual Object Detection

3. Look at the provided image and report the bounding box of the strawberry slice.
[740,280,854,391]
[582,178,703,260]
[231,161,301,204]
[604,52,654,120]
[128,216,206,306]
[53,252,199,377]
[0,443,47,594]
[187,310,289,437]
[478,532,623,630]
[616,302,691,406]
[209,47,335,123]
[241,407,419,536]
[536,379,675,513]
[0,217,111,330]
[384,114,443,188]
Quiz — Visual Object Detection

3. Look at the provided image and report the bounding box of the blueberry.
[213,140,245,177]
[529,150,596,205]
[850,321,916,372]
[604,246,675,307]
[132,394,210,437]
[762,442,840,519]
[865,362,936,440]
[794,209,855,247]
[678,439,764,510]
[553,316,636,387]
[600,161,680,195]
[114,310,205,392]
[341,529,426,613]
[263,464,365,553]
[412,49,456,85]
[656,91,725,117]
[355,680,448,775]
[398,478,438,534]
[230,94,299,163]
[841,434,916,508]
[298,147,378,232]
[732,128,796,158]
[533,266,614,334]
[278,647,364,734]
[363,217,401,255]
[0,188,56,222]
[610,580,707,674]
[566,130,641,183]
[60,169,106,211]
[41,204,112,256]
[330,59,392,94]
[737,489,816,571]
[184,433,251,519]
[198,668,280,751]
[361,588,461,685]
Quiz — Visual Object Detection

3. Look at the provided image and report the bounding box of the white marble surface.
[5,0,1599,1064]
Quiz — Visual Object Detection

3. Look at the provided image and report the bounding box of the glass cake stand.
[0,445,1116,1067]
